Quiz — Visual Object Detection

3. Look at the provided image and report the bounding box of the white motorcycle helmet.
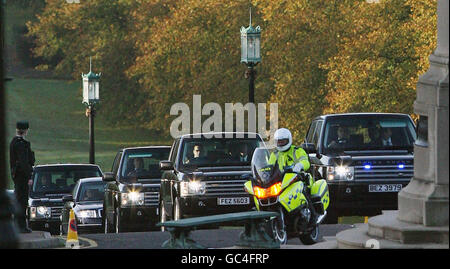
[274,128,292,152]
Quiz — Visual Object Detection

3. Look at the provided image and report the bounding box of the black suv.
[302,113,416,223]
[28,164,103,234]
[102,146,171,233]
[159,132,265,224]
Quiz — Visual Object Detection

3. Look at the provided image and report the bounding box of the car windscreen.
[180,137,264,168]
[31,166,102,195]
[120,148,170,183]
[76,181,106,202]
[322,115,416,153]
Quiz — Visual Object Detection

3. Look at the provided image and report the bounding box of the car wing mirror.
[103,172,115,182]
[160,160,174,171]
[301,143,316,154]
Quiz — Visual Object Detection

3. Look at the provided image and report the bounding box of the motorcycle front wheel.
[268,207,288,245]
[299,225,320,245]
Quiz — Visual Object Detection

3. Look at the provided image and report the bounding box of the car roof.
[77,177,103,184]
[314,112,412,121]
[34,163,101,168]
[122,145,171,151]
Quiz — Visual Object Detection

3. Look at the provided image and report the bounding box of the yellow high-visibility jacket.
[268,145,310,172]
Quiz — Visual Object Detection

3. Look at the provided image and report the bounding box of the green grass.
[5,78,172,189]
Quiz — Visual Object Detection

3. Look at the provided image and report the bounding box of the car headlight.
[121,191,144,206]
[180,181,206,196]
[327,165,354,181]
[78,210,97,218]
[30,206,50,219]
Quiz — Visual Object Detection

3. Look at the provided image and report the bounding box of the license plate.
[369,184,402,193]
[217,197,250,205]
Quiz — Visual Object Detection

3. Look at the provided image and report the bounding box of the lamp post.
[241,8,261,104]
[82,58,100,164]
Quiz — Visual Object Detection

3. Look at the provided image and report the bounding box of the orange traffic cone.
[65,209,80,249]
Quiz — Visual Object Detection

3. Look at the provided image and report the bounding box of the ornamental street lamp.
[82,57,101,164]
[241,7,261,104]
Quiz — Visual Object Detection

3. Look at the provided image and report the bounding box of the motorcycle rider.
[269,128,314,188]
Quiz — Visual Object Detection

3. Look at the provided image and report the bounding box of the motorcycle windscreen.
[310,179,330,211]
[251,148,281,187]
[279,181,307,212]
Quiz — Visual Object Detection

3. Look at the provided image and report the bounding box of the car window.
[120,148,170,183]
[305,121,318,144]
[322,115,416,153]
[170,139,180,163]
[31,166,102,194]
[180,137,264,167]
[112,152,122,175]
[77,181,107,202]
[312,121,323,146]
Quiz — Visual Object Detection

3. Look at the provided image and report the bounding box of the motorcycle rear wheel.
[299,225,320,245]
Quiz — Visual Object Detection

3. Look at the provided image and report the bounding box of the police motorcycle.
[244,147,330,245]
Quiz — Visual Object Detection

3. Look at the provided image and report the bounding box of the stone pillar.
[397,0,449,227]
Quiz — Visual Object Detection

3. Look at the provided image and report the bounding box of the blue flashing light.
[364,164,372,170]
[398,164,405,169]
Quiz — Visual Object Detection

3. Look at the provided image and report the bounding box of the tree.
[322,0,436,118]
[27,0,144,124]
[127,0,273,132]
[255,0,351,141]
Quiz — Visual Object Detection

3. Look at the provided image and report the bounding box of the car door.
[306,120,324,178]
[105,151,122,221]
[161,139,180,216]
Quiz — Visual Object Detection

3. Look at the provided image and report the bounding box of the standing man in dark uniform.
[10,121,35,233]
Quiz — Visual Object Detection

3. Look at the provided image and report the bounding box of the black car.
[159,132,265,225]
[301,113,416,223]
[60,177,106,235]
[102,146,171,233]
[28,164,103,234]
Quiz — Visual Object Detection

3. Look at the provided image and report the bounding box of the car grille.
[204,177,248,196]
[51,206,63,220]
[353,159,414,181]
[144,191,159,206]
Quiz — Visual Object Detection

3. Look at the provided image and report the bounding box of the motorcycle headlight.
[121,191,144,206]
[180,181,206,196]
[78,210,97,218]
[327,165,354,181]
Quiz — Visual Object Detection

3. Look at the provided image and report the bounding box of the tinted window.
[170,139,180,163]
[112,152,122,175]
[179,136,264,168]
[312,121,323,146]
[322,115,416,153]
[77,181,107,202]
[32,166,102,194]
[120,148,170,182]
[306,121,317,144]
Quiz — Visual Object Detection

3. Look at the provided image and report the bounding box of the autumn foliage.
[26,0,436,141]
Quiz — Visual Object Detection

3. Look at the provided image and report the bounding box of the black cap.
[16,121,29,130]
